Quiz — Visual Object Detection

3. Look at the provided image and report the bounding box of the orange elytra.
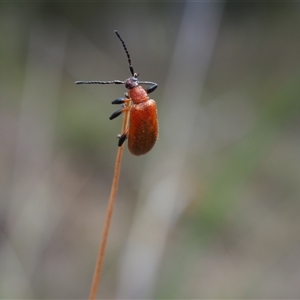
[76,30,158,156]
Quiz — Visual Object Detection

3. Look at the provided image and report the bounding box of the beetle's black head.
[125,73,139,89]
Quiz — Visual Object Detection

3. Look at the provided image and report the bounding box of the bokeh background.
[1,1,300,299]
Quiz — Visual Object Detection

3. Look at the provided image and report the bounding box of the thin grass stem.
[89,106,130,300]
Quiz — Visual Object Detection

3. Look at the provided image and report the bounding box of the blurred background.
[1,1,300,299]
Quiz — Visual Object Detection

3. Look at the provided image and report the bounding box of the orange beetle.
[76,30,158,156]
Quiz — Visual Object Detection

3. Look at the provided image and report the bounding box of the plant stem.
[89,108,129,300]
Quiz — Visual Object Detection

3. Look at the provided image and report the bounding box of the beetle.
[75,30,158,156]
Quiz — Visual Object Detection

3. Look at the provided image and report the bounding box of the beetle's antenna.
[75,80,124,85]
[115,30,135,77]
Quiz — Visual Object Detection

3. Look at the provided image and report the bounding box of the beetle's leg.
[109,106,130,120]
[112,97,131,105]
[139,81,158,94]
[118,129,129,146]
[145,84,157,94]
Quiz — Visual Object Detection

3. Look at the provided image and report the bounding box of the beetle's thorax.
[128,85,149,104]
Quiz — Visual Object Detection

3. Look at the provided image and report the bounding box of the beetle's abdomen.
[128,100,158,156]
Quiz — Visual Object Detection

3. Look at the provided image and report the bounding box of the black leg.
[109,108,124,120]
[112,97,126,104]
[145,84,157,94]
[118,132,127,146]
[111,97,131,104]
[139,81,158,94]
